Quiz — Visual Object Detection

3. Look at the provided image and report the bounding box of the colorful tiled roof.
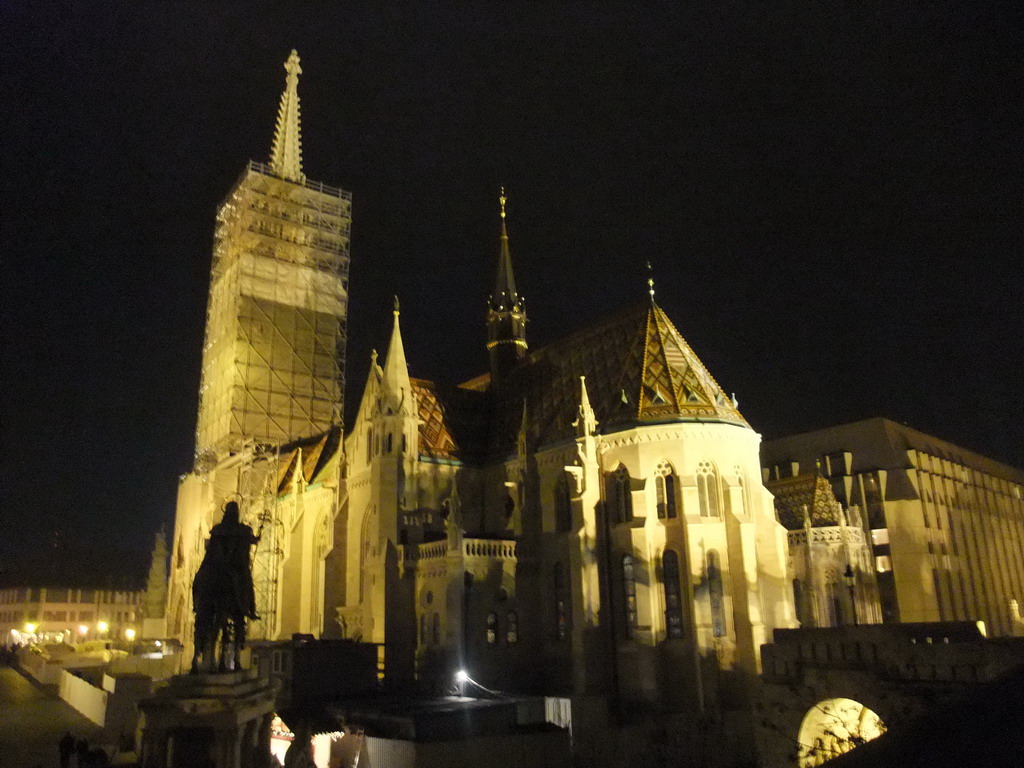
[276,425,342,494]
[765,473,844,530]
[487,301,748,455]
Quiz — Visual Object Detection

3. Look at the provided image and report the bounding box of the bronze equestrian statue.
[191,501,261,673]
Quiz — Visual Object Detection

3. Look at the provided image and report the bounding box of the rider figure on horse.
[207,500,261,621]
[191,500,261,672]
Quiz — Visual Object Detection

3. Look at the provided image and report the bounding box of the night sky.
[2,3,1022,582]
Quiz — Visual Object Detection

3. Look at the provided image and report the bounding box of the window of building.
[431,614,440,646]
[662,550,684,638]
[386,433,393,453]
[554,563,568,641]
[697,462,720,517]
[608,465,633,523]
[420,614,427,645]
[555,476,573,532]
[367,429,373,463]
[507,611,519,644]
[707,550,726,637]
[623,554,639,638]
[401,433,407,453]
[486,612,498,645]
[655,461,678,519]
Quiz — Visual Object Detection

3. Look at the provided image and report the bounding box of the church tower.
[194,50,352,465]
[486,188,527,383]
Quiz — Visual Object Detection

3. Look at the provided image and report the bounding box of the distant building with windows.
[762,417,1024,637]
[1,584,143,645]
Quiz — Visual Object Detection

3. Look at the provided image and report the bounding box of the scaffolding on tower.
[195,161,351,468]
[238,438,283,641]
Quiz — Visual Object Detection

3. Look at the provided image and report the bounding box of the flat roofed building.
[762,417,1024,636]
[1,585,143,645]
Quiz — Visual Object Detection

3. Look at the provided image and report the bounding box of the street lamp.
[78,624,88,638]
[124,628,136,641]
[97,620,109,635]
[843,563,858,627]
[24,623,36,635]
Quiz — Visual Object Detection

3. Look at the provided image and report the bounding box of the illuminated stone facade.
[763,418,1024,636]
[168,52,348,655]
[334,196,796,713]
[767,473,883,628]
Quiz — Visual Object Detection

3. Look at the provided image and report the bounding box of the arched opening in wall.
[554,563,569,641]
[662,549,684,638]
[622,554,639,638]
[796,697,886,767]
[555,475,572,532]
[655,461,678,519]
[386,433,393,453]
[607,465,633,523]
[707,550,726,637]
[697,462,720,517]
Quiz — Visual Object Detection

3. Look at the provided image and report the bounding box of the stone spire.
[574,376,599,438]
[495,187,519,304]
[486,187,527,383]
[269,50,305,183]
[382,296,411,408]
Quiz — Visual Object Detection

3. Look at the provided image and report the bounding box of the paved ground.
[0,665,101,768]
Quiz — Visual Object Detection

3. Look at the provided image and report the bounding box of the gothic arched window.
[556,475,572,532]
[663,549,684,638]
[486,612,498,645]
[707,550,726,637]
[622,554,639,638]
[507,611,519,644]
[697,462,720,517]
[608,465,633,523]
[367,428,373,463]
[655,461,678,519]
[554,563,569,641]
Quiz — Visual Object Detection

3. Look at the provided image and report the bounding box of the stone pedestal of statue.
[138,667,278,768]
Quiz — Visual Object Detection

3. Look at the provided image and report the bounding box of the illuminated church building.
[169,51,839,708]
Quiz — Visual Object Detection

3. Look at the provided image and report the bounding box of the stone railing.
[464,539,517,559]
[401,537,517,567]
[788,526,865,546]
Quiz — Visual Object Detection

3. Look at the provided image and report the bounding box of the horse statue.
[191,501,261,673]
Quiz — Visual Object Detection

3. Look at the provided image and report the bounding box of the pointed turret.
[574,376,599,438]
[269,50,305,183]
[382,297,411,409]
[487,187,527,383]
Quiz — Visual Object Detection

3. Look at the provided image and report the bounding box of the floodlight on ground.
[24,623,36,634]
[125,628,136,641]
[455,669,469,683]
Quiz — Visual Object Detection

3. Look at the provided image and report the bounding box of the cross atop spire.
[494,186,518,303]
[646,260,656,302]
[486,186,527,383]
[269,50,305,183]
